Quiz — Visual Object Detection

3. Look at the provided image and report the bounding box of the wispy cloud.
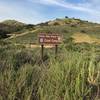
[1,0,100,23]
[0,1,44,24]
[28,0,100,16]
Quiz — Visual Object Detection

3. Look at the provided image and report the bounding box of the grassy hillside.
[2,20,25,26]
[5,18,100,45]
[0,17,100,100]
[0,20,35,39]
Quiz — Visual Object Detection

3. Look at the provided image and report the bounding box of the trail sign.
[39,34,62,44]
[38,33,62,60]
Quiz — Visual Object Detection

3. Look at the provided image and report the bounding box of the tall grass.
[38,48,100,100]
[0,43,100,100]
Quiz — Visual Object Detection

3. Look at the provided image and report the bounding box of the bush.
[65,16,69,18]
[70,24,77,27]
[13,51,33,71]
[53,22,60,26]
[81,30,86,33]
[0,29,9,39]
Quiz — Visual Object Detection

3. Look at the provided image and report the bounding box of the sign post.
[55,45,58,59]
[41,44,44,60]
[39,33,62,60]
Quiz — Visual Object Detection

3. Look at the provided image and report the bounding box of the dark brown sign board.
[38,33,62,60]
[39,34,62,44]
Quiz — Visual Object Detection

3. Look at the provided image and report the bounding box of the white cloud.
[88,0,100,4]
[1,0,100,23]
[28,0,100,17]
[0,2,44,24]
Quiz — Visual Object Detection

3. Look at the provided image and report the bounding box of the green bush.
[13,51,34,71]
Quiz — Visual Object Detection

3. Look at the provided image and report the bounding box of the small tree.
[65,16,68,18]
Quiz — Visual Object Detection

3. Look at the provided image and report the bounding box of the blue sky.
[0,0,100,24]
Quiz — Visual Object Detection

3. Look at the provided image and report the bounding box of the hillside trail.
[6,29,38,40]
[4,28,55,48]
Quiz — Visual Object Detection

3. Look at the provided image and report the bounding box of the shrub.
[81,30,86,33]
[53,22,60,26]
[0,29,9,39]
[13,51,33,71]
[65,16,69,18]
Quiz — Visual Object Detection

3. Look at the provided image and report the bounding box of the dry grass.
[72,33,100,44]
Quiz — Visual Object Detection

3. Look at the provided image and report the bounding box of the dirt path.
[31,44,55,48]
[5,28,55,49]
[8,32,29,39]
[15,43,55,48]
[6,29,38,40]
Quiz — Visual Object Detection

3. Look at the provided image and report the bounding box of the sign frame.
[38,33,62,60]
[39,33,62,45]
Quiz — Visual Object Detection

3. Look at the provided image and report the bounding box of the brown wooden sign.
[38,33,62,60]
[39,34,62,44]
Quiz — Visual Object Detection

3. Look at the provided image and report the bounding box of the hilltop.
[0,20,35,39]
[1,20,25,26]
[37,17,98,26]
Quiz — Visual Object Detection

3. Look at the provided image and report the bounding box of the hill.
[38,17,98,26]
[0,20,25,38]
[5,17,100,45]
[1,20,25,26]
[0,20,35,39]
[0,17,100,100]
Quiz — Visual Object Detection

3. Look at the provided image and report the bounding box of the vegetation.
[0,41,100,100]
[0,17,100,100]
[0,20,35,39]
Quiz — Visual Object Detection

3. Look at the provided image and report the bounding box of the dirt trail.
[6,28,55,49]
[6,29,38,40]
[15,43,55,48]
[26,44,55,48]
[8,32,28,39]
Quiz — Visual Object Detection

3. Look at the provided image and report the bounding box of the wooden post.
[55,45,58,59]
[41,44,44,60]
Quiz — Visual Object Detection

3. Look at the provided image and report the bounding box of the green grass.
[0,41,100,100]
[7,23,100,45]
[9,32,38,44]
[0,18,100,100]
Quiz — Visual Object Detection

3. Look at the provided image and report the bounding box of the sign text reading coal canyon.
[39,34,62,44]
